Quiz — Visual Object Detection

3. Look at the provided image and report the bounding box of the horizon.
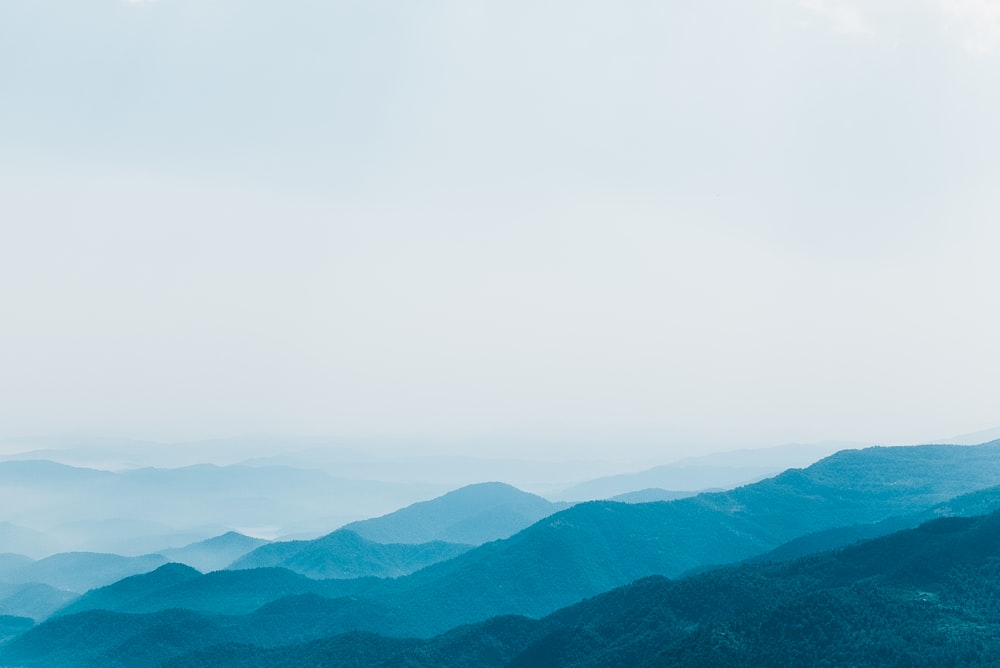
[2,424,999,465]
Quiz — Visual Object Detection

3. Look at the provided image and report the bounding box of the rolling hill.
[0,582,76,622]
[340,482,567,545]
[0,460,445,555]
[158,532,269,573]
[229,530,472,579]
[0,552,168,594]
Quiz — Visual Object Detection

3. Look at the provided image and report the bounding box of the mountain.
[45,442,1000,639]
[0,523,57,560]
[158,532,269,573]
[240,450,625,495]
[0,615,33,647]
[0,552,168,594]
[162,511,1000,667]
[340,482,567,545]
[937,425,1000,445]
[0,553,32,572]
[557,441,856,500]
[608,488,700,503]
[741,483,1000,567]
[13,509,1000,667]
[0,460,446,554]
[43,518,226,557]
[52,563,375,619]
[0,583,77,622]
[229,530,472,579]
[54,563,204,618]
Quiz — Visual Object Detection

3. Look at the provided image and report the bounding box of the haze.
[2,0,998,462]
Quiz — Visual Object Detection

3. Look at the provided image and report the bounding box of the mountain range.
[5,441,1000,666]
[0,460,445,555]
[9,485,1000,666]
[6,441,998,664]
[153,509,1000,668]
[341,482,567,545]
[229,531,472,579]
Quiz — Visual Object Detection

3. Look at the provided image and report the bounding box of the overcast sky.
[2,0,998,461]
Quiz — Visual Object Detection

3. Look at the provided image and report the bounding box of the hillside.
[340,482,566,545]
[229,530,472,579]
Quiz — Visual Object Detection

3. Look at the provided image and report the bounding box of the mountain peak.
[341,482,563,545]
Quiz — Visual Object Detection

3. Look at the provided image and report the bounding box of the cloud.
[938,0,1000,53]
[800,0,874,36]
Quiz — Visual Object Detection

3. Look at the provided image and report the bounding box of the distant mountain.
[341,482,568,545]
[937,425,1000,445]
[0,460,112,485]
[558,441,857,500]
[0,459,446,554]
[0,583,77,622]
[46,443,1000,641]
[241,451,627,497]
[229,530,472,579]
[0,523,56,560]
[0,552,167,594]
[608,488,700,503]
[0,554,32,572]
[159,532,269,573]
[43,518,224,557]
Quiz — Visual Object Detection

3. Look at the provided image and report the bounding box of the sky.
[1,0,999,461]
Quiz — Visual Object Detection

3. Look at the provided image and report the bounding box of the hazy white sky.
[2,0,999,460]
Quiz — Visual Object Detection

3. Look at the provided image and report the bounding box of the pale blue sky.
[2,0,999,460]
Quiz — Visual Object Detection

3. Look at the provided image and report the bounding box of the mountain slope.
[229,530,472,579]
[0,615,33,647]
[741,483,1000,567]
[340,482,566,545]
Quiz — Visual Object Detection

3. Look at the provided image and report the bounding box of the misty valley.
[2,439,1000,666]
